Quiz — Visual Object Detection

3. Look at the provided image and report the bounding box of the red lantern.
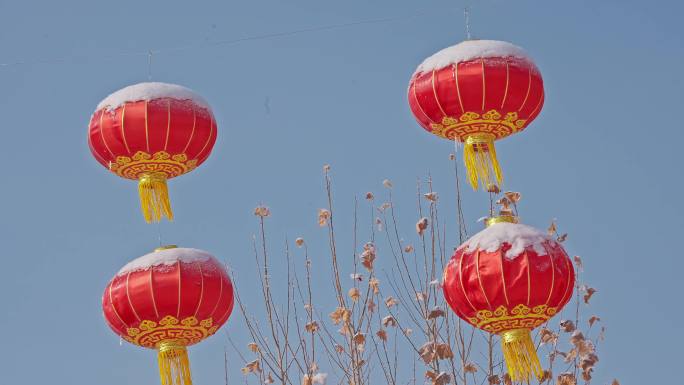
[442,217,574,382]
[102,246,234,385]
[408,40,544,190]
[88,82,217,222]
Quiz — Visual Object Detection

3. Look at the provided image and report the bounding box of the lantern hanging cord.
[148,50,153,81]
[463,6,472,40]
[0,6,452,68]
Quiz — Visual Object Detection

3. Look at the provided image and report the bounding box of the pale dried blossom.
[449,153,456,160]
[264,373,274,384]
[403,328,413,336]
[348,287,360,302]
[404,244,414,253]
[254,206,271,217]
[379,202,391,211]
[385,296,398,308]
[350,273,363,281]
[318,209,331,227]
[369,277,380,294]
[323,164,330,172]
[295,237,305,247]
[463,362,478,373]
[248,342,259,352]
[415,291,426,302]
[382,179,393,188]
[329,307,350,325]
[557,233,568,242]
[367,299,376,313]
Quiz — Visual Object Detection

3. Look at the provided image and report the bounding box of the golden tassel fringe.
[138,173,174,223]
[462,134,503,190]
[500,328,543,383]
[158,342,193,385]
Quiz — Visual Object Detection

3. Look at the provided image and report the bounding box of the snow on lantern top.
[457,222,557,260]
[117,247,216,276]
[415,40,532,74]
[96,82,211,111]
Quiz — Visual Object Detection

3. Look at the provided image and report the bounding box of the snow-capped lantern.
[88,82,217,223]
[102,246,234,385]
[442,216,574,382]
[408,40,545,190]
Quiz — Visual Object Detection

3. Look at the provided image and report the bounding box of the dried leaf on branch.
[504,191,521,203]
[424,192,438,202]
[241,360,262,374]
[382,315,397,327]
[254,206,271,217]
[560,320,576,333]
[365,192,374,200]
[247,342,259,352]
[295,237,305,247]
[425,371,451,385]
[588,315,601,327]
[385,296,398,308]
[427,307,445,320]
[361,243,376,271]
[376,329,388,341]
[416,217,429,235]
[582,285,597,304]
[318,209,330,227]
[305,321,320,333]
[556,372,577,385]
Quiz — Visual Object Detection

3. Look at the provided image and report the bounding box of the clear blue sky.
[0,0,680,384]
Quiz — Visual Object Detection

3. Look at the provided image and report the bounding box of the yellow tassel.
[138,173,174,223]
[463,133,503,190]
[158,342,193,385]
[500,328,543,383]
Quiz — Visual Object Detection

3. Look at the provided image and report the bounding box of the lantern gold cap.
[485,215,519,227]
[154,244,178,252]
